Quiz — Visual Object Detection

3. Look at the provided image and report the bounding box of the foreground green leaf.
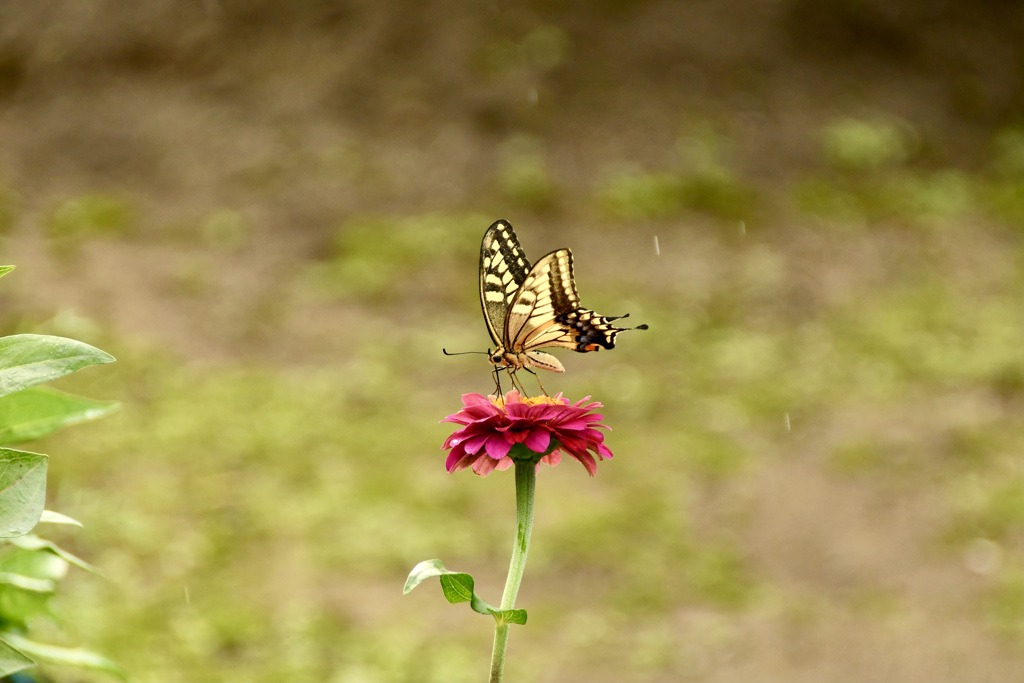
[404,559,527,624]
[0,266,13,279]
[0,636,34,677]
[0,544,67,625]
[0,335,115,398]
[1,633,126,681]
[8,535,96,573]
[0,448,47,538]
[0,545,69,582]
[39,510,83,527]
[0,571,56,593]
[0,386,119,445]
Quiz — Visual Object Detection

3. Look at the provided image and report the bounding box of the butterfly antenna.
[443,348,490,356]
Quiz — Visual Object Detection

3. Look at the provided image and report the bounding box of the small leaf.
[404,559,526,623]
[0,386,119,445]
[0,335,115,398]
[0,636,34,678]
[492,608,528,625]
[0,633,126,681]
[0,571,56,593]
[0,267,13,279]
[39,510,83,527]
[404,559,448,594]
[8,535,96,574]
[0,448,47,538]
[438,572,476,604]
[406,560,495,613]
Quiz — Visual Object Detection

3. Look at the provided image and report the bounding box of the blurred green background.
[0,1,1022,681]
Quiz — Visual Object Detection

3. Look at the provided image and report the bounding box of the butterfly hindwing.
[507,249,632,354]
[479,220,532,346]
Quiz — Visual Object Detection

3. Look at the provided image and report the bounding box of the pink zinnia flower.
[441,390,614,476]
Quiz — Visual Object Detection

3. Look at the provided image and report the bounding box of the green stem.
[489,459,536,683]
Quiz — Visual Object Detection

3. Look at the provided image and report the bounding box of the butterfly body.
[478,219,646,388]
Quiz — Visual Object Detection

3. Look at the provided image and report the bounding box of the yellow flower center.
[488,394,562,408]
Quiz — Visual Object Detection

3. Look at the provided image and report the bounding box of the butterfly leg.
[508,369,531,398]
[521,367,549,397]
[491,366,504,398]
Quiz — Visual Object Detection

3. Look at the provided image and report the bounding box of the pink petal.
[445,448,465,472]
[449,450,480,472]
[505,429,529,444]
[524,428,550,453]
[496,416,528,432]
[556,435,587,454]
[463,434,490,455]
[458,406,501,421]
[445,428,484,448]
[504,390,524,405]
[504,403,532,419]
[472,457,499,475]
[540,451,562,467]
[484,435,512,459]
[572,397,602,410]
[572,450,598,476]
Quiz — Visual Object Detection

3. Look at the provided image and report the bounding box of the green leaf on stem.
[0,633,127,681]
[0,386,119,445]
[437,571,481,606]
[0,334,115,399]
[404,559,527,624]
[405,559,493,612]
[0,266,13,279]
[0,448,47,538]
[492,607,528,625]
[0,636,34,678]
[7,535,96,574]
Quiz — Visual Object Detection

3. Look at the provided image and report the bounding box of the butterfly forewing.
[479,220,532,346]
[505,249,576,351]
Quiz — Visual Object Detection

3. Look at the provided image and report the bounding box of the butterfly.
[478,219,647,394]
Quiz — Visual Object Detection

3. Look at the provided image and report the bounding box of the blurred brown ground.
[0,2,1021,682]
[0,1,1020,361]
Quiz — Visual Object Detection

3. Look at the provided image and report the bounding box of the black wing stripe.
[479,220,533,346]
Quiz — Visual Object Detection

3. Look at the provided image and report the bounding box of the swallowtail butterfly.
[478,219,646,391]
